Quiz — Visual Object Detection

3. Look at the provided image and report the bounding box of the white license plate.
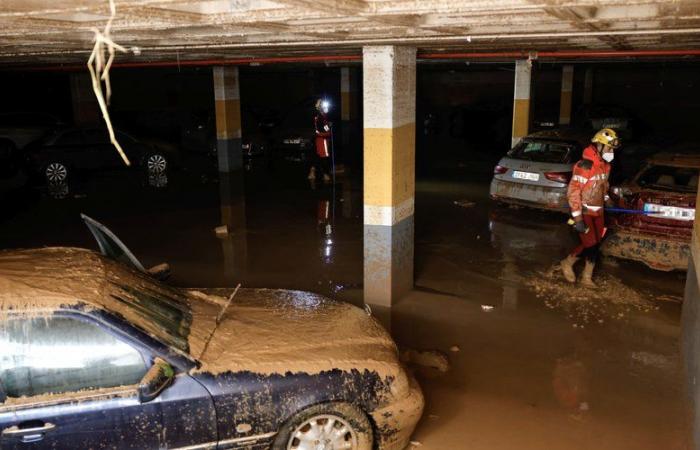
[512,171,540,181]
[644,203,695,221]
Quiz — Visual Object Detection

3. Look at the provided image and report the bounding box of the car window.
[55,131,83,146]
[637,165,699,193]
[0,315,147,399]
[509,140,575,164]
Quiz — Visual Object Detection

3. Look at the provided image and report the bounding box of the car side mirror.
[147,263,171,281]
[138,358,174,403]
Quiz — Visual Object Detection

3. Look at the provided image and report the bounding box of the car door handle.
[2,422,56,443]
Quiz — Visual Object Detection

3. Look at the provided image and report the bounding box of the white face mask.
[602,153,614,163]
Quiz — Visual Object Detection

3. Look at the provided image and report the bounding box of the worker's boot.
[580,260,596,288]
[560,254,578,284]
[307,167,316,180]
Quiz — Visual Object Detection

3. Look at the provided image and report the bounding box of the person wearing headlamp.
[308,98,332,183]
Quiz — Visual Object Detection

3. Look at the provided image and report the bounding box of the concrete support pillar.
[213,66,242,173]
[583,67,594,105]
[511,59,532,148]
[362,45,416,307]
[559,65,574,126]
[70,73,99,126]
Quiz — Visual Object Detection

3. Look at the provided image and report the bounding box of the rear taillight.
[545,171,571,184]
[494,165,508,175]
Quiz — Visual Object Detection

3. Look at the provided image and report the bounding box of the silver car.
[489,130,590,212]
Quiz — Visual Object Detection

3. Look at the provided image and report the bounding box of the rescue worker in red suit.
[560,128,620,287]
[308,99,332,183]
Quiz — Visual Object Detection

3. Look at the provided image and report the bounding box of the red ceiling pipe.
[5,49,700,72]
[419,49,700,59]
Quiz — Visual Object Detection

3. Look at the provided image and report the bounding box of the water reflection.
[218,172,247,284]
[47,181,70,200]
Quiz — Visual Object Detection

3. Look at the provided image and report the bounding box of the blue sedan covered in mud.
[0,218,423,450]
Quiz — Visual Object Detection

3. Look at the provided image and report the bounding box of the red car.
[603,153,699,271]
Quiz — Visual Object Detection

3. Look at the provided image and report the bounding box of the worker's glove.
[605,196,615,208]
[573,219,588,234]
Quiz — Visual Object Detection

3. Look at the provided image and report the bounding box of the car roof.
[0,247,190,330]
[647,152,700,170]
[524,129,590,146]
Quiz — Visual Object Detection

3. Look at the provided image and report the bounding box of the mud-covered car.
[603,153,699,271]
[489,130,590,211]
[0,216,423,450]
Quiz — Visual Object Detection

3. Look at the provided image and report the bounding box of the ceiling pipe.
[5,49,700,72]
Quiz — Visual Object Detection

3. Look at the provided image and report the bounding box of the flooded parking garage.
[0,157,690,449]
[2,1,700,449]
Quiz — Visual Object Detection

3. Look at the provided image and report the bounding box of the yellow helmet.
[591,128,620,149]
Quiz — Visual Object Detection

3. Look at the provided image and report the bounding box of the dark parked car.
[0,112,64,180]
[603,152,699,271]
[0,216,424,450]
[24,127,175,183]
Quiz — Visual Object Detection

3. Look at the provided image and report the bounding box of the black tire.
[272,402,373,450]
[44,162,69,183]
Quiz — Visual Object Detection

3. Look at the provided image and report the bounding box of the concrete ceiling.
[1,0,700,65]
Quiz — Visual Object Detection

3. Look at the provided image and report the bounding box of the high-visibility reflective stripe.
[571,210,582,217]
[573,175,588,183]
[585,204,602,211]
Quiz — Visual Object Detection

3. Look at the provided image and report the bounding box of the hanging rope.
[88,0,130,166]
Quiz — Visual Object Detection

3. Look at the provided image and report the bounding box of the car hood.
[184,288,401,378]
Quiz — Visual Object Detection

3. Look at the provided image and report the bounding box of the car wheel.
[272,403,373,450]
[45,162,69,183]
[145,153,168,173]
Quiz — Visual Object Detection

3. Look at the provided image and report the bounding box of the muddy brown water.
[0,157,690,449]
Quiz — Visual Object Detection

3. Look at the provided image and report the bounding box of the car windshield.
[637,165,699,193]
[508,140,577,164]
[105,268,193,354]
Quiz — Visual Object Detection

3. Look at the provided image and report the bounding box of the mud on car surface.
[603,152,699,271]
[490,130,590,211]
[0,216,423,450]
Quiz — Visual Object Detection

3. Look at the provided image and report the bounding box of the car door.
[0,312,219,450]
[0,313,162,450]
[82,128,119,169]
[47,130,84,168]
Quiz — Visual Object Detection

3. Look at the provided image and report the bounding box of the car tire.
[272,402,373,450]
[44,162,69,183]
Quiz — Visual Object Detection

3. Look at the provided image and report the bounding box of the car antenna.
[198,283,241,360]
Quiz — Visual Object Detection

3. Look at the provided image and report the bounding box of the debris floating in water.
[450,345,460,352]
[481,304,495,312]
[453,199,476,208]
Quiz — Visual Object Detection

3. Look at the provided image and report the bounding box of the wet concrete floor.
[0,157,690,449]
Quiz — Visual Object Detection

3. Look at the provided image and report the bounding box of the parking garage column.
[213,66,242,173]
[583,67,594,105]
[363,46,416,307]
[70,73,99,125]
[341,67,352,157]
[511,59,532,147]
[559,65,574,126]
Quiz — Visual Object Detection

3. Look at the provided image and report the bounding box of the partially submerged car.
[489,130,590,211]
[0,216,423,450]
[24,127,176,184]
[603,152,699,271]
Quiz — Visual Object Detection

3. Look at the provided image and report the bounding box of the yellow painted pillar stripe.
[559,65,574,125]
[215,99,242,140]
[341,92,351,121]
[363,122,416,208]
[512,99,530,141]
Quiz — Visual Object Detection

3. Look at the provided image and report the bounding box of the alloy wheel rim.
[45,163,67,182]
[147,154,167,173]
[287,415,357,450]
